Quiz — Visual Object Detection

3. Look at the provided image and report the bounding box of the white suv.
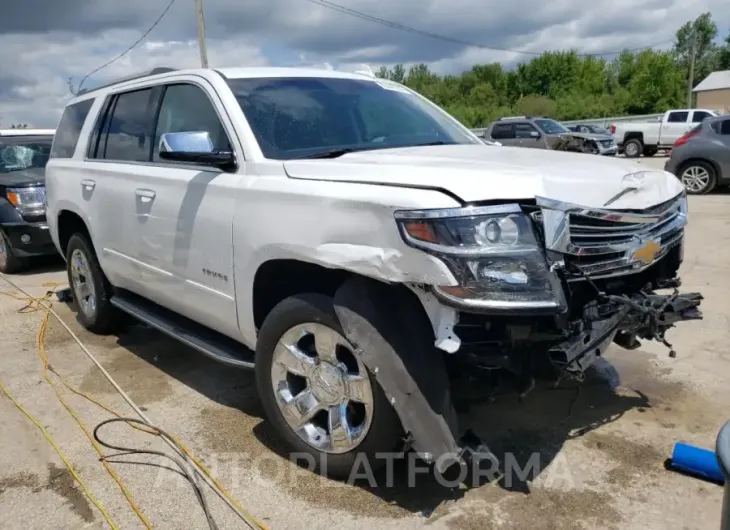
[45,66,703,479]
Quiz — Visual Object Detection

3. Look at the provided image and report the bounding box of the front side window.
[533,119,569,134]
[0,136,53,173]
[152,84,231,162]
[50,99,94,159]
[101,87,160,162]
[515,123,539,138]
[226,77,478,159]
[692,111,713,123]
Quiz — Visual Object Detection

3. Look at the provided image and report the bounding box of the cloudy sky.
[1,0,728,127]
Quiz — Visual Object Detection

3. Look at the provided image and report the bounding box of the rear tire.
[0,230,28,274]
[65,234,120,334]
[679,161,716,195]
[623,139,643,158]
[255,293,403,480]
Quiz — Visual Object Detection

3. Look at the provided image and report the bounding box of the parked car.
[45,66,702,480]
[485,116,618,155]
[611,109,720,158]
[0,128,57,273]
[664,115,730,194]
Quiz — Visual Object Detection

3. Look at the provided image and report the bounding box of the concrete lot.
[1,154,729,530]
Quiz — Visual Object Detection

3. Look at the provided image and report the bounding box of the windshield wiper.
[293,141,459,160]
[293,148,358,159]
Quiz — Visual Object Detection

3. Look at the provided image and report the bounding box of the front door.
[135,80,242,339]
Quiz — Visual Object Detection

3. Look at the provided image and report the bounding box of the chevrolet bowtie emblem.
[631,239,661,266]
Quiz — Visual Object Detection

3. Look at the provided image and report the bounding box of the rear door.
[85,86,162,294]
[662,111,691,145]
[713,118,730,180]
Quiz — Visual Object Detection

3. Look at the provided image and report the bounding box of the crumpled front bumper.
[549,289,703,377]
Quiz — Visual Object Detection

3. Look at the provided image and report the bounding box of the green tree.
[718,30,730,70]
[674,13,720,89]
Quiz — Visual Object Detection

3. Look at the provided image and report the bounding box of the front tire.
[255,293,403,480]
[0,230,28,274]
[679,161,716,195]
[65,233,120,334]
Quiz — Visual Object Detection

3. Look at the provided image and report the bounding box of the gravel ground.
[1,154,729,530]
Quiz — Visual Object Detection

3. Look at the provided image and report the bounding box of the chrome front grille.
[537,193,687,279]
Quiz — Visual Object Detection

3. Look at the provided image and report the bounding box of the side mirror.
[530,131,540,138]
[158,131,236,171]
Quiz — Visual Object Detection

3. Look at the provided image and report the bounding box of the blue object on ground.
[717,421,730,530]
[671,441,725,483]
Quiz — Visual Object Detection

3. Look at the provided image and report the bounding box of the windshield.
[226,77,479,159]
[0,137,52,174]
[534,119,570,135]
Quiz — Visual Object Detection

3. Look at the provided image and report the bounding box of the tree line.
[375,13,730,127]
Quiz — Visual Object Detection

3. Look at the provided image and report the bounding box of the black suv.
[0,129,57,273]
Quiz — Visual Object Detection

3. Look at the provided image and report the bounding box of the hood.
[561,132,614,142]
[0,167,45,188]
[283,144,683,210]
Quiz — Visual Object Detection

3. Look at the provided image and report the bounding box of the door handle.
[81,179,96,191]
[135,189,156,203]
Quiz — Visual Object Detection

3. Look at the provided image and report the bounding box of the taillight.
[610,124,616,134]
[674,129,700,147]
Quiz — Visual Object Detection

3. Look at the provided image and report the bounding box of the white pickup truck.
[611,108,721,158]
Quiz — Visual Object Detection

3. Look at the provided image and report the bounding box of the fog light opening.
[20,234,31,244]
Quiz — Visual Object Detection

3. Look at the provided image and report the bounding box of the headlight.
[6,186,46,216]
[395,204,564,310]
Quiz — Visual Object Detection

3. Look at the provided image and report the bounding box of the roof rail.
[498,115,532,121]
[76,67,178,96]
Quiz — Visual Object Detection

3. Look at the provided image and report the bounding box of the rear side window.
[49,99,94,158]
[719,119,730,135]
[667,111,689,123]
[99,87,161,162]
[491,123,514,139]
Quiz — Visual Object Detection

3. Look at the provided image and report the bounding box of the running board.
[110,291,255,369]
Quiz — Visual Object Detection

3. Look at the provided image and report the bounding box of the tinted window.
[50,99,94,158]
[102,88,160,162]
[490,123,513,139]
[226,77,477,159]
[152,84,231,162]
[667,111,689,123]
[515,123,538,138]
[692,111,713,123]
[720,119,730,135]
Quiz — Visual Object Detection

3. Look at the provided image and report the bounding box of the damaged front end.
[366,190,704,470]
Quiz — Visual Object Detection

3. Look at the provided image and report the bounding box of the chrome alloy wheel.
[681,165,711,193]
[70,248,97,319]
[270,323,375,454]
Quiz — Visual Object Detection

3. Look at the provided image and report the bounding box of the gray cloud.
[0,0,728,127]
